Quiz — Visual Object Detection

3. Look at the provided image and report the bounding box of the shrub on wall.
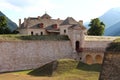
[106,38,120,51]
[0,35,70,41]
[19,35,70,40]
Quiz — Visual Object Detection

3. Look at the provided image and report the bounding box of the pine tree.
[87,18,105,36]
[0,16,11,34]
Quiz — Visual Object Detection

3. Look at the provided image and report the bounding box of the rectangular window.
[40,32,43,35]
[64,29,66,33]
[31,31,33,35]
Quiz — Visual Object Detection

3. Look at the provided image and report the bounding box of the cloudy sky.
[0,0,120,25]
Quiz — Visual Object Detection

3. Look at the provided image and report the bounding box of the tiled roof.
[41,13,52,19]
[19,14,86,31]
[45,24,60,32]
[68,24,86,30]
[59,25,72,28]
[61,17,78,25]
[21,18,63,29]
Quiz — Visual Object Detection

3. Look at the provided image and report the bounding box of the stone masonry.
[99,52,120,80]
[0,41,73,72]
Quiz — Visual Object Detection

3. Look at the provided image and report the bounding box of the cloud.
[1,0,120,24]
[0,0,61,24]
[1,0,60,15]
[4,0,59,9]
[5,0,33,7]
[0,0,22,12]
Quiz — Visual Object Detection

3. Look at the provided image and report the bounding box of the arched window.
[31,31,33,35]
[95,55,103,64]
[86,54,93,64]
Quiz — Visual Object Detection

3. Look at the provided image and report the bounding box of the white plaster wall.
[60,27,68,35]
[27,29,47,35]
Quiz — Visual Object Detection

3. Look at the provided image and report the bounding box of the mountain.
[101,8,120,36]
[0,11,18,31]
[100,7,120,29]
[84,8,120,29]
[84,8,120,36]
[84,22,89,29]
[104,21,120,36]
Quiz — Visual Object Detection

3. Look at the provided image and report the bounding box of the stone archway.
[95,55,103,64]
[75,41,80,52]
[86,54,93,64]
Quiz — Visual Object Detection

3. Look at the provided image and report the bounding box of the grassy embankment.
[0,59,101,80]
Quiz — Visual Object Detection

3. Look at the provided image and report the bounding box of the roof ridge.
[61,17,78,25]
[41,13,52,19]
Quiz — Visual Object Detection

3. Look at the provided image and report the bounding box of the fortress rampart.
[99,52,120,80]
[0,41,72,72]
[0,36,117,72]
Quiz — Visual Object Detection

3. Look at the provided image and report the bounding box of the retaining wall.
[0,41,73,72]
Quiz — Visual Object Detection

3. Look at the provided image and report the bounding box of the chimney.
[19,19,21,27]
[38,16,40,20]
[28,17,30,21]
[57,18,60,20]
[24,18,27,27]
[79,20,83,25]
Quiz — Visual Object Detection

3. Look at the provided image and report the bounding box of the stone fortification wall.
[0,41,72,72]
[80,40,113,64]
[85,36,118,41]
[84,41,112,50]
[99,52,120,80]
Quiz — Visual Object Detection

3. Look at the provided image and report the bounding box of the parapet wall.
[0,35,117,72]
[84,41,112,50]
[0,41,73,72]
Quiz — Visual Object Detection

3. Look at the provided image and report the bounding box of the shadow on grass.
[27,60,101,77]
[28,61,58,77]
[77,62,101,72]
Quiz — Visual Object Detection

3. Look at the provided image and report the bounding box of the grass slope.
[9,59,101,80]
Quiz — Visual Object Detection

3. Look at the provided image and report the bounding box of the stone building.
[0,13,118,73]
[18,13,86,36]
[18,13,109,65]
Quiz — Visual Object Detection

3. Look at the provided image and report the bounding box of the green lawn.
[3,59,101,80]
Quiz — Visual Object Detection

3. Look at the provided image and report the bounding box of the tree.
[87,18,105,36]
[12,30,19,34]
[0,16,11,34]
